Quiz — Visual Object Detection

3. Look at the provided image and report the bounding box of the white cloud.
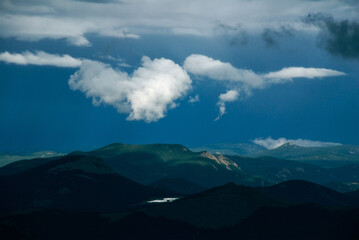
[0,0,357,45]
[69,56,191,122]
[265,67,346,82]
[253,137,342,149]
[0,51,82,67]
[215,90,239,121]
[188,94,200,103]
[183,54,264,88]
[184,54,345,119]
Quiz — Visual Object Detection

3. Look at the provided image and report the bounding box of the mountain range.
[0,143,358,239]
[193,142,359,166]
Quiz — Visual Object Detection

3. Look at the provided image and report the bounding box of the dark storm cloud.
[214,21,248,46]
[304,13,359,59]
[261,26,294,47]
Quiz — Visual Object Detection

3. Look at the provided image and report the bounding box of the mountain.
[137,182,287,227]
[137,180,358,228]
[0,154,173,214]
[0,151,64,167]
[2,143,359,193]
[150,177,206,195]
[261,180,357,207]
[190,143,266,156]
[256,143,359,166]
[0,156,60,176]
[1,143,359,239]
[70,143,267,188]
[217,204,359,240]
[229,155,359,192]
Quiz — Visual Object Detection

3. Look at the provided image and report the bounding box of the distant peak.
[277,142,298,148]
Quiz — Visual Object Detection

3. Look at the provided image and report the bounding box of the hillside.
[0,154,173,214]
[70,143,266,188]
[190,143,266,156]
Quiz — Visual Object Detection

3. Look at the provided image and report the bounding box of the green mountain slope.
[70,143,267,188]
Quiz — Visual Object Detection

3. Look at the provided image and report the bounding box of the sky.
[0,0,358,153]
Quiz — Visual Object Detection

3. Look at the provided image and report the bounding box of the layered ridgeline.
[72,143,359,192]
[0,144,359,239]
[255,143,359,166]
[69,143,267,188]
[0,151,64,168]
[1,143,359,192]
[192,142,359,167]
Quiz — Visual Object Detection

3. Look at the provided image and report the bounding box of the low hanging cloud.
[215,90,239,121]
[253,137,342,149]
[69,56,191,122]
[184,54,345,119]
[0,51,82,67]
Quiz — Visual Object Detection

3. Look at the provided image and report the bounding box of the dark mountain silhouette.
[217,204,359,240]
[1,204,358,240]
[261,180,358,207]
[137,182,287,227]
[150,177,206,195]
[0,154,173,214]
[0,156,59,176]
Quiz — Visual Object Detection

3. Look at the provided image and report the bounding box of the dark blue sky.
[0,0,358,153]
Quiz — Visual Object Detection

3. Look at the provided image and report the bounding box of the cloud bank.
[69,56,191,122]
[0,51,82,67]
[184,54,345,119]
[253,137,342,149]
[1,0,358,46]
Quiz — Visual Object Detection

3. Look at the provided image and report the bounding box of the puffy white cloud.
[184,54,345,119]
[0,51,82,67]
[0,0,358,45]
[69,56,191,122]
[253,137,342,149]
[215,90,239,121]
